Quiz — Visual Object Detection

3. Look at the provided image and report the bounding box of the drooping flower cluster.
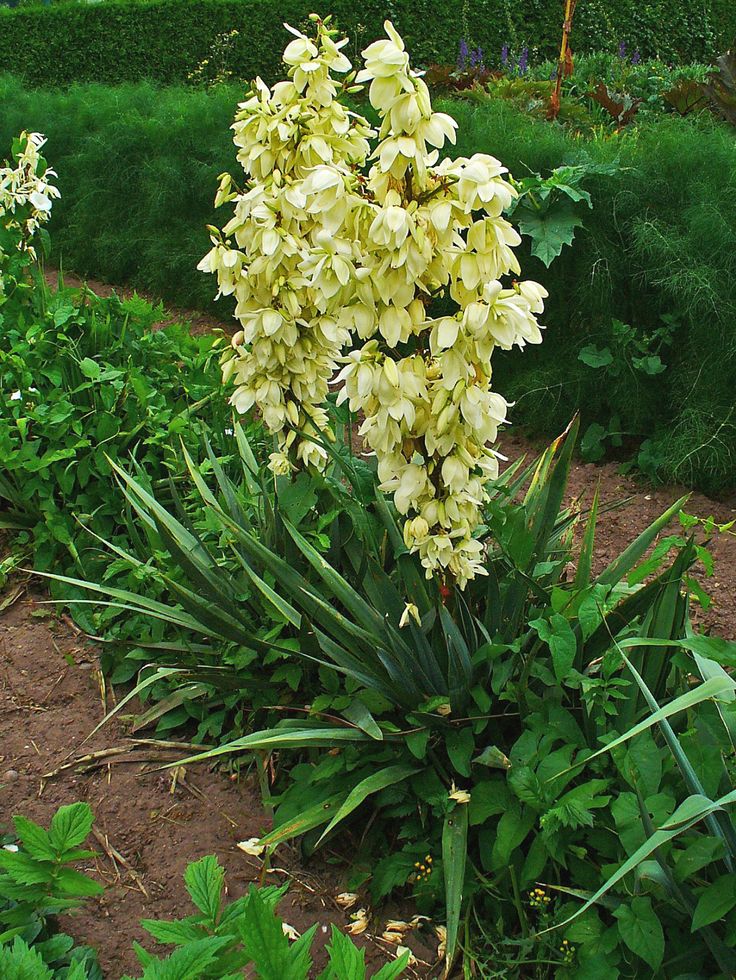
[0,132,59,277]
[199,16,375,472]
[201,17,546,587]
[336,22,547,587]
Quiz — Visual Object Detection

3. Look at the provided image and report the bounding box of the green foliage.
[121,854,409,980]
[0,283,230,573]
[0,803,102,978]
[2,78,735,489]
[0,0,733,89]
[509,161,619,267]
[0,808,401,979]
[448,99,736,493]
[56,419,736,976]
[529,52,713,115]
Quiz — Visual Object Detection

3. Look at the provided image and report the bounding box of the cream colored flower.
[399,602,421,628]
[396,945,417,967]
[201,19,545,582]
[336,892,359,909]
[449,784,471,804]
[346,908,370,935]
[237,837,266,856]
[282,921,301,940]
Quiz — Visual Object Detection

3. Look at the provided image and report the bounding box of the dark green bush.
[0,0,734,88]
[1,75,735,491]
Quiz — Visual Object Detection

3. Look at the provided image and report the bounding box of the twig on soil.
[92,825,149,898]
[40,670,67,705]
[42,739,214,781]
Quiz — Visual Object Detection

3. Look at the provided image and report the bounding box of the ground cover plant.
[0,805,407,979]
[26,17,735,979]
[0,803,102,978]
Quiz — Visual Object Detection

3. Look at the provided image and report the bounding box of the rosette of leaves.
[44,417,736,976]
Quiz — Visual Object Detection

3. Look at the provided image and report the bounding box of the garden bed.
[2,418,734,974]
[0,586,437,977]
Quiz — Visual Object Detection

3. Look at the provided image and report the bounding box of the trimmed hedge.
[0,0,735,88]
[1,76,736,492]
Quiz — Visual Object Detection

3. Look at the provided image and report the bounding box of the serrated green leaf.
[517,202,584,266]
[183,855,223,924]
[48,802,95,852]
[11,815,56,863]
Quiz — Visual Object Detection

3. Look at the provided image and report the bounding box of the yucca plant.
[41,417,736,976]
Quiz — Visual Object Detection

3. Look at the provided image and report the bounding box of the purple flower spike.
[458,38,469,70]
[618,40,627,59]
[501,43,509,67]
[631,49,641,65]
[476,46,485,68]
[518,46,529,75]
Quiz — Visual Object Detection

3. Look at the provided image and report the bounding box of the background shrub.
[1,76,735,492]
[0,0,734,88]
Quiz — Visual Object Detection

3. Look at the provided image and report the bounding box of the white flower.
[336,892,359,909]
[237,837,266,856]
[200,19,546,587]
[449,785,471,804]
[346,908,370,935]
[399,602,421,628]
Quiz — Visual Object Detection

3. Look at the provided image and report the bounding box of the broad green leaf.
[138,936,231,980]
[48,803,95,852]
[674,836,724,882]
[446,727,474,777]
[532,614,577,683]
[548,788,736,934]
[372,948,411,979]
[517,201,584,266]
[238,888,314,980]
[578,345,614,368]
[55,867,104,897]
[0,938,54,980]
[140,919,206,945]
[320,926,365,979]
[614,896,664,971]
[12,815,56,863]
[691,874,736,931]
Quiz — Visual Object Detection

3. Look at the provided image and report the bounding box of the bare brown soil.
[0,595,436,978]
[3,274,732,977]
